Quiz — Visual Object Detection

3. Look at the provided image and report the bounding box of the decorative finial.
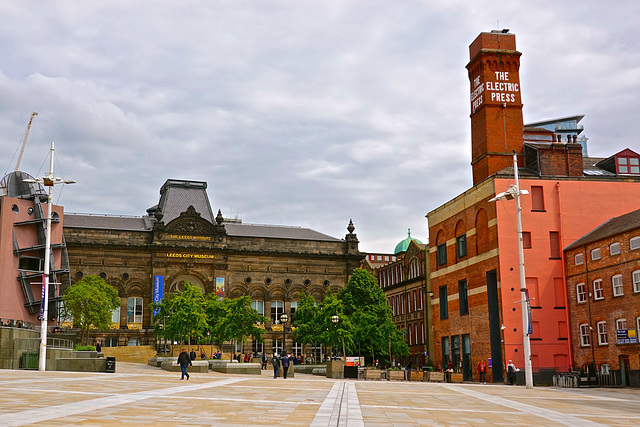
[408,228,411,237]
[347,219,355,234]
[215,209,224,225]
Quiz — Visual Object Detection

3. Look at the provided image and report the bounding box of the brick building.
[564,208,640,387]
[427,30,640,384]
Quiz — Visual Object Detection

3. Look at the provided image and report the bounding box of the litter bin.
[106,356,116,373]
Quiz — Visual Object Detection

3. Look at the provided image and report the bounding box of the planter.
[387,370,406,381]
[448,372,464,383]
[427,371,445,382]
[409,370,425,381]
[364,369,382,380]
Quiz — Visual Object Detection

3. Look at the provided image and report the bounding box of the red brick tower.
[467,30,524,185]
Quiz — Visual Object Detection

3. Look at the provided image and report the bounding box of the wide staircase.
[102,345,158,364]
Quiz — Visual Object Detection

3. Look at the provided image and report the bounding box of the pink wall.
[495,178,640,371]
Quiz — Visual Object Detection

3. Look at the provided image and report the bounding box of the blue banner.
[153,275,164,315]
[38,274,47,320]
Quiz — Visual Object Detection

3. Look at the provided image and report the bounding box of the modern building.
[564,208,640,387]
[525,115,589,156]
[427,30,640,384]
[2,176,364,358]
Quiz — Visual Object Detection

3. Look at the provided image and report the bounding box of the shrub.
[74,345,96,351]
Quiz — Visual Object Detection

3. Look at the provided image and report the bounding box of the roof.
[394,229,423,254]
[564,207,640,251]
[156,179,214,224]
[524,115,585,128]
[63,213,152,231]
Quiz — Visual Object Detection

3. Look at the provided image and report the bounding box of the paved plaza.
[1,363,640,426]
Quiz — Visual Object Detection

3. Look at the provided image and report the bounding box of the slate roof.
[157,180,214,224]
[564,207,640,251]
[224,222,341,241]
[63,214,152,231]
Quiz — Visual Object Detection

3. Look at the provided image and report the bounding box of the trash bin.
[106,356,116,373]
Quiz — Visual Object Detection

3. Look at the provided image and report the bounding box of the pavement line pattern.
[310,381,364,427]
[3,377,245,427]
[438,383,608,427]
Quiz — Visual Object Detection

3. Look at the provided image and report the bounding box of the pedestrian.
[478,360,487,384]
[282,353,290,379]
[261,352,268,370]
[271,353,281,379]
[95,341,101,353]
[177,348,192,380]
[190,349,196,361]
[507,360,516,385]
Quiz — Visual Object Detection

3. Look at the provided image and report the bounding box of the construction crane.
[15,111,38,171]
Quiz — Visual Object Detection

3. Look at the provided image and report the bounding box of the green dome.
[394,229,422,254]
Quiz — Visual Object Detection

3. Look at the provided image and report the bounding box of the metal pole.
[333,324,338,359]
[38,142,55,372]
[282,321,286,355]
[513,151,534,389]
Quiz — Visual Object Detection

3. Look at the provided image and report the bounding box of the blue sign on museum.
[616,329,638,345]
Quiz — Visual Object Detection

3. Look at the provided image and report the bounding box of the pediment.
[164,205,216,235]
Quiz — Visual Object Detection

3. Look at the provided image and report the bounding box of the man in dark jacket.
[271,354,280,379]
[177,348,192,380]
[281,353,290,379]
[261,352,268,370]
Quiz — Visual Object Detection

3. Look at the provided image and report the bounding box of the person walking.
[177,348,192,380]
[282,353,290,379]
[478,360,487,384]
[95,341,101,353]
[271,353,281,379]
[507,360,517,385]
[261,352,268,370]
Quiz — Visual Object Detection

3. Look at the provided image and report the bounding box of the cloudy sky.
[1,1,639,253]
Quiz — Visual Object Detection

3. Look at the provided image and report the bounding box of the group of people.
[475,359,518,385]
[270,353,291,379]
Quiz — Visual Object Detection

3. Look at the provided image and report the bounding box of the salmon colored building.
[427,30,640,384]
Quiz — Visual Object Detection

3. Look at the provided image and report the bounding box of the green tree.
[207,295,266,360]
[62,275,120,345]
[151,282,208,352]
[291,292,320,346]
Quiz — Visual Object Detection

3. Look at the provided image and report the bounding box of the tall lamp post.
[25,142,75,372]
[280,313,288,356]
[489,150,533,389]
[331,315,339,360]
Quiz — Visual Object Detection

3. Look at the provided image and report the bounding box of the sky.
[1,1,639,253]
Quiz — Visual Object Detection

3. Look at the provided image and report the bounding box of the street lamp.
[280,313,288,356]
[489,150,533,389]
[24,142,75,372]
[331,315,339,360]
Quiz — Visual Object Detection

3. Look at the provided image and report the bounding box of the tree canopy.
[62,275,121,345]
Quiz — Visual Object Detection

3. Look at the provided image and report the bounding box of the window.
[631,157,640,174]
[407,292,412,313]
[272,339,283,355]
[633,270,640,293]
[437,243,447,266]
[617,156,640,174]
[459,279,469,316]
[616,318,627,331]
[593,279,604,300]
[111,306,121,326]
[271,300,284,323]
[618,157,628,174]
[576,283,586,303]
[413,289,418,311]
[610,242,621,255]
[290,301,298,320]
[252,340,263,354]
[612,274,623,297]
[127,297,143,324]
[531,186,545,211]
[292,341,303,356]
[456,234,467,258]
[574,253,584,265]
[591,248,601,260]
[251,300,264,316]
[630,236,640,251]
[439,285,448,320]
[579,324,590,346]
[522,232,532,249]
[597,321,608,345]
[549,232,561,259]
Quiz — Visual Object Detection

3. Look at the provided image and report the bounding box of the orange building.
[427,30,640,384]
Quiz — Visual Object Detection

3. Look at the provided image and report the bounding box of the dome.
[0,171,46,199]
[393,229,423,254]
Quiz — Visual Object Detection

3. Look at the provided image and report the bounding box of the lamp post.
[489,150,533,389]
[24,142,75,371]
[280,313,288,356]
[331,315,339,360]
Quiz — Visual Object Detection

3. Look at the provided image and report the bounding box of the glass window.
[597,321,608,345]
[272,339,283,356]
[290,301,298,320]
[616,318,627,330]
[576,283,586,303]
[439,285,448,320]
[127,297,143,324]
[252,340,263,354]
[437,243,447,266]
[612,274,623,297]
[633,270,640,293]
[459,279,469,316]
[456,234,467,258]
[292,341,303,356]
[271,301,284,323]
[579,324,590,346]
[251,300,264,316]
[610,242,620,255]
[591,248,601,260]
[574,253,584,265]
[630,236,640,250]
[593,279,604,300]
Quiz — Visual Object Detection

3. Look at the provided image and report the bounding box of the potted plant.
[387,367,406,381]
[408,369,425,381]
[364,367,382,380]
